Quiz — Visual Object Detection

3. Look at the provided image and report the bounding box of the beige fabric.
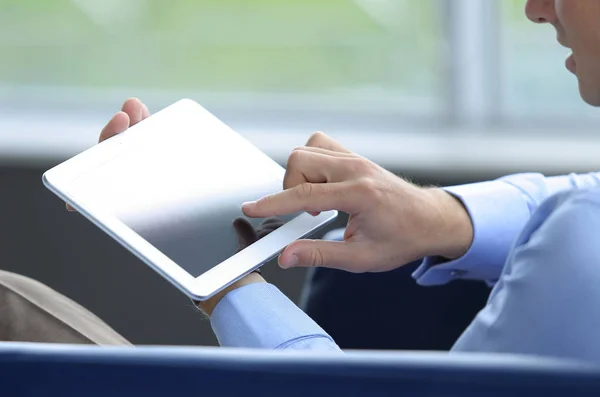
[0,270,131,346]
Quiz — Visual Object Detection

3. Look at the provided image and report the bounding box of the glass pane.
[500,0,600,124]
[1,0,443,125]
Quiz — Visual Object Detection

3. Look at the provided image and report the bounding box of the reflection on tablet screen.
[69,129,299,277]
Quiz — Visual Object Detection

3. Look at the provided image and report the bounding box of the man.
[203,0,600,363]
[1,0,599,363]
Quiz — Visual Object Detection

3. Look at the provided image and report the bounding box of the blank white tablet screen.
[68,120,296,278]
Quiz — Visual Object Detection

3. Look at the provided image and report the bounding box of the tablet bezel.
[43,99,337,300]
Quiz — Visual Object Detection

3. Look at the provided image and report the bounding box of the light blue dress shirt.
[211,172,600,362]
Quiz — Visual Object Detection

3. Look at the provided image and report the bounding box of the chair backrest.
[2,343,600,397]
[303,229,491,351]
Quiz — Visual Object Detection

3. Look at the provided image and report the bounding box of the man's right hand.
[242,132,474,273]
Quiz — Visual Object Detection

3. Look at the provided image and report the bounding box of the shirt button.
[451,270,468,278]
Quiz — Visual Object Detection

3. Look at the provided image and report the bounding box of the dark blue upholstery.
[1,343,600,396]
[300,263,491,351]
[300,228,491,351]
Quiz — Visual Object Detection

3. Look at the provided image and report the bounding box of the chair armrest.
[1,343,599,396]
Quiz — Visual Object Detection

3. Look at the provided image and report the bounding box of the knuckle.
[306,131,328,147]
[311,247,325,267]
[287,147,305,166]
[284,149,308,189]
[297,182,314,199]
[356,177,381,197]
[123,97,139,108]
[351,156,377,175]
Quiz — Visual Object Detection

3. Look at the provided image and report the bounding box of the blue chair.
[1,343,599,396]
[300,229,491,350]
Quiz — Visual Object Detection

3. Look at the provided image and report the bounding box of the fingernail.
[279,254,299,269]
[242,201,256,210]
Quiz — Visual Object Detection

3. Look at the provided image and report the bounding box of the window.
[1,0,443,130]
[2,0,599,173]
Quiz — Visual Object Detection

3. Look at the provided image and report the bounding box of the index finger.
[242,182,360,218]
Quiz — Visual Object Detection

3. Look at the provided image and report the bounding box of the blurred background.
[0,0,598,347]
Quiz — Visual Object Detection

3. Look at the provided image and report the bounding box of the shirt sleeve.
[451,188,600,362]
[210,282,342,352]
[413,172,600,286]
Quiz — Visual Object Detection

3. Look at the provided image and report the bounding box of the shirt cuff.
[413,180,531,286]
[211,282,335,349]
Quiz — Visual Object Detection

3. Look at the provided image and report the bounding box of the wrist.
[426,188,474,260]
[195,272,266,316]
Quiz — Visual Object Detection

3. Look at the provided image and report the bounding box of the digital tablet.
[43,99,337,301]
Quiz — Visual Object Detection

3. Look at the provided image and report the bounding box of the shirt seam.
[274,334,335,350]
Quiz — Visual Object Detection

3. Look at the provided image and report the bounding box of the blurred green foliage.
[0,0,440,94]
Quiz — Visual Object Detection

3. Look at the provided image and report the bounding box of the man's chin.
[578,81,600,107]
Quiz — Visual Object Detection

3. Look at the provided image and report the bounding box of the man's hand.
[65,99,280,316]
[66,98,150,211]
[195,217,285,316]
[242,132,474,273]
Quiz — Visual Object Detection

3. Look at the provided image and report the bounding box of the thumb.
[278,240,368,272]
